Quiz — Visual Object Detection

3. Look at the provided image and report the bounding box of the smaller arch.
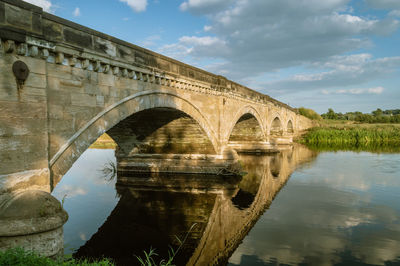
[270,117,283,136]
[226,105,266,142]
[228,113,264,142]
[287,120,294,134]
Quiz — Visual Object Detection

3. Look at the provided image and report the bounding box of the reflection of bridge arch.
[70,146,318,265]
[189,146,318,265]
[50,90,219,187]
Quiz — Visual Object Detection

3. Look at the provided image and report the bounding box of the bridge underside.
[108,108,216,155]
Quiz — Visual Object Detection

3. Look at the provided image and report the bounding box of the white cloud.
[23,0,52,12]
[180,0,234,14]
[139,35,161,48]
[167,0,399,81]
[160,36,229,59]
[120,0,147,12]
[73,7,81,17]
[203,25,212,32]
[322,86,384,95]
[389,9,400,17]
[262,54,400,93]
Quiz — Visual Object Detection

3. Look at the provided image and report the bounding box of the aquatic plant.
[299,125,400,152]
[135,223,197,266]
[100,161,117,181]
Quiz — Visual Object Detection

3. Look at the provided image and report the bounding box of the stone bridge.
[0,0,312,195]
[0,0,313,257]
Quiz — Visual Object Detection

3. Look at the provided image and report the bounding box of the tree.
[325,108,338,120]
[372,108,383,117]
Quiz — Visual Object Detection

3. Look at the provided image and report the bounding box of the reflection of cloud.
[79,232,87,241]
[229,153,400,266]
[53,185,88,198]
[297,152,400,192]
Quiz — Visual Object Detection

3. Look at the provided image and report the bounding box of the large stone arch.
[50,90,219,187]
[225,105,266,143]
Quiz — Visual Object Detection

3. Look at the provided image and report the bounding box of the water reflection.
[52,146,400,266]
[228,152,400,266]
[53,145,316,265]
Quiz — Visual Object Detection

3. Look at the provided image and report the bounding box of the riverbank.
[0,248,114,266]
[298,122,400,152]
[89,134,117,149]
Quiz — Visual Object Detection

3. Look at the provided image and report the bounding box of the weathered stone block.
[16,87,46,104]
[0,101,46,119]
[48,89,71,105]
[63,27,92,49]
[96,95,104,106]
[5,4,32,30]
[24,73,46,88]
[49,119,74,135]
[0,150,24,175]
[0,84,18,102]
[94,36,116,57]
[98,73,115,87]
[48,104,63,120]
[70,93,96,107]
[47,64,72,79]
[32,12,42,33]
[0,117,46,137]
[42,19,63,41]
[0,2,5,23]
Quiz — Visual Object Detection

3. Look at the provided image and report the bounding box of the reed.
[299,124,400,152]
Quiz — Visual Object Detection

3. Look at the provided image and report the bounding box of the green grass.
[0,248,114,266]
[299,123,400,152]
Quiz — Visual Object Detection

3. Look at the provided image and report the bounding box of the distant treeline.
[298,107,400,123]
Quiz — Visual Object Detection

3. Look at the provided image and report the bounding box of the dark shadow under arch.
[107,107,216,156]
[228,113,264,142]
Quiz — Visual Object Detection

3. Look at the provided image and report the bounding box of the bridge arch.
[50,90,219,187]
[287,119,294,134]
[268,113,284,136]
[226,105,266,143]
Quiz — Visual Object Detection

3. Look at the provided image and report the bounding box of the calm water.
[52,146,400,265]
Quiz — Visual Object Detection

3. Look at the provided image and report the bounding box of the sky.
[25,0,400,114]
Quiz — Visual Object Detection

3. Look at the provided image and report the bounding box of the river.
[51,145,400,265]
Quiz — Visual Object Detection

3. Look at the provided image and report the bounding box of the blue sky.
[26,0,400,114]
